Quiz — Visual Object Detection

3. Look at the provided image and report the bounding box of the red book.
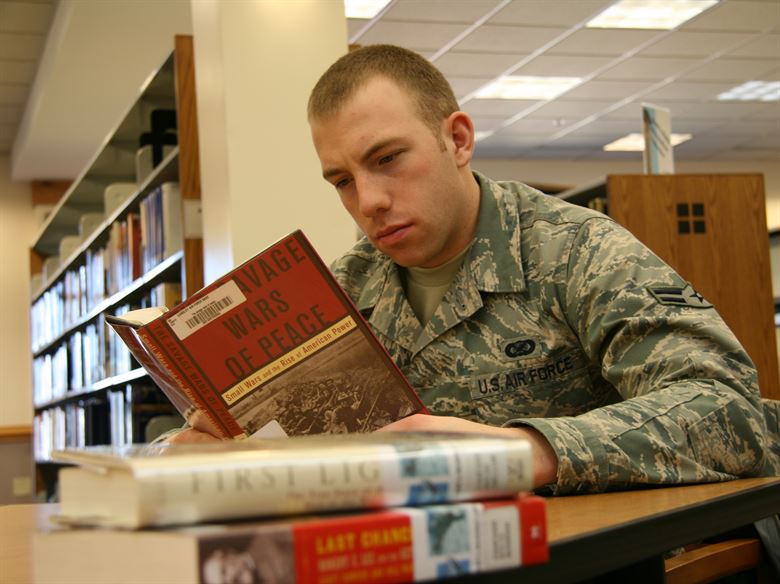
[34,496,548,584]
[106,230,426,439]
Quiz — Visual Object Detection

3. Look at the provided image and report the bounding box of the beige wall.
[0,157,34,428]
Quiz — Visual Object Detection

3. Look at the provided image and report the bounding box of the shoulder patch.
[647,284,713,309]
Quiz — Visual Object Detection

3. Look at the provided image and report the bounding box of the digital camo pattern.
[331,171,776,494]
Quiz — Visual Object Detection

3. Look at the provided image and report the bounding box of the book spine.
[195,497,547,584]
[139,321,244,438]
[132,439,533,527]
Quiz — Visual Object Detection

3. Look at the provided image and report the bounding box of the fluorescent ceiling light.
[603,132,693,151]
[344,0,391,19]
[474,131,494,142]
[587,0,719,30]
[475,76,582,100]
[717,81,780,102]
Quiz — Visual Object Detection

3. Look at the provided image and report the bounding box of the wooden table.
[2,477,779,584]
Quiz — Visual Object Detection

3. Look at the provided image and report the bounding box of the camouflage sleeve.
[515,217,768,494]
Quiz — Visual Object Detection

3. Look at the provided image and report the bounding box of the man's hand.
[166,427,223,444]
[377,414,558,489]
[164,410,223,444]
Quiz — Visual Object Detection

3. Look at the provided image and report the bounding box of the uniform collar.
[354,171,527,316]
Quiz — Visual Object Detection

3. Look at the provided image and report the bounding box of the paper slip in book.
[105,230,425,440]
[34,495,547,584]
[52,432,534,528]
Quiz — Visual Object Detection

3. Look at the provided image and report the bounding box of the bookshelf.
[558,174,779,401]
[28,36,203,495]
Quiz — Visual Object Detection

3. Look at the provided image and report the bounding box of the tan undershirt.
[403,245,470,325]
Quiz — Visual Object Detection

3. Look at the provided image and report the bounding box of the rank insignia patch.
[647,284,713,308]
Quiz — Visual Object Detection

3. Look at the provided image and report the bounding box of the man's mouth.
[375,224,411,246]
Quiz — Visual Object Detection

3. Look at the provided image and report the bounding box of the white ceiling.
[2,0,779,181]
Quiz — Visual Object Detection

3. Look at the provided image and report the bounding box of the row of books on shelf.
[33,383,180,462]
[35,433,548,583]
[32,283,182,406]
[30,182,184,352]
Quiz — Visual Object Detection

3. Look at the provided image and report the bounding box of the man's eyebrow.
[322,138,401,181]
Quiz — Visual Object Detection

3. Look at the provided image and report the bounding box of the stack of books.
[33,231,548,582]
[34,433,548,583]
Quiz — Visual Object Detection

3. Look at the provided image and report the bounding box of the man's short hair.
[308,44,460,140]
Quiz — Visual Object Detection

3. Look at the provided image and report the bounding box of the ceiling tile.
[470,116,511,132]
[683,0,780,33]
[463,98,542,117]
[639,31,754,57]
[681,58,779,82]
[0,32,45,60]
[713,118,780,135]
[448,76,493,99]
[562,80,654,100]
[356,20,469,51]
[383,0,500,23]
[571,119,641,136]
[453,24,568,52]
[501,118,568,135]
[727,34,780,58]
[721,148,780,161]
[512,54,614,77]
[0,60,36,84]
[548,133,615,148]
[435,51,526,77]
[748,133,780,149]
[744,103,780,120]
[527,99,616,119]
[650,101,766,119]
[0,1,54,34]
[347,19,365,39]
[598,57,702,81]
[547,28,660,57]
[642,81,739,100]
[488,0,611,27]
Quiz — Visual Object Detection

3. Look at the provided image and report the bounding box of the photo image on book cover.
[106,230,424,439]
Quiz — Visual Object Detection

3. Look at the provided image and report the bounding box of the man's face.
[310,76,477,268]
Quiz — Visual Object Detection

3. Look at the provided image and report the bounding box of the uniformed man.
[305,43,776,494]
[169,44,778,496]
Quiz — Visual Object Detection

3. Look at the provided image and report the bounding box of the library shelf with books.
[556,174,779,400]
[28,35,203,498]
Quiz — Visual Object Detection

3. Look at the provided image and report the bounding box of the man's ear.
[446,111,476,167]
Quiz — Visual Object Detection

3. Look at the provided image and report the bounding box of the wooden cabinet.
[562,174,779,400]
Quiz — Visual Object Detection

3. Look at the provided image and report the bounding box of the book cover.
[34,496,547,584]
[105,230,425,439]
[53,432,534,528]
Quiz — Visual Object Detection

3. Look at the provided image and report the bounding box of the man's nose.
[356,176,391,217]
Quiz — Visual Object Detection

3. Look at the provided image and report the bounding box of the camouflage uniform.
[331,172,772,494]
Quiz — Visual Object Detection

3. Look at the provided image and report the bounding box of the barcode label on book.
[167,280,247,340]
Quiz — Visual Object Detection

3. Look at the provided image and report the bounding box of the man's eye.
[378,153,397,165]
[335,177,352,189]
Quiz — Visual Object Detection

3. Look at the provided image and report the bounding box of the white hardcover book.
[53,433,534,529]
